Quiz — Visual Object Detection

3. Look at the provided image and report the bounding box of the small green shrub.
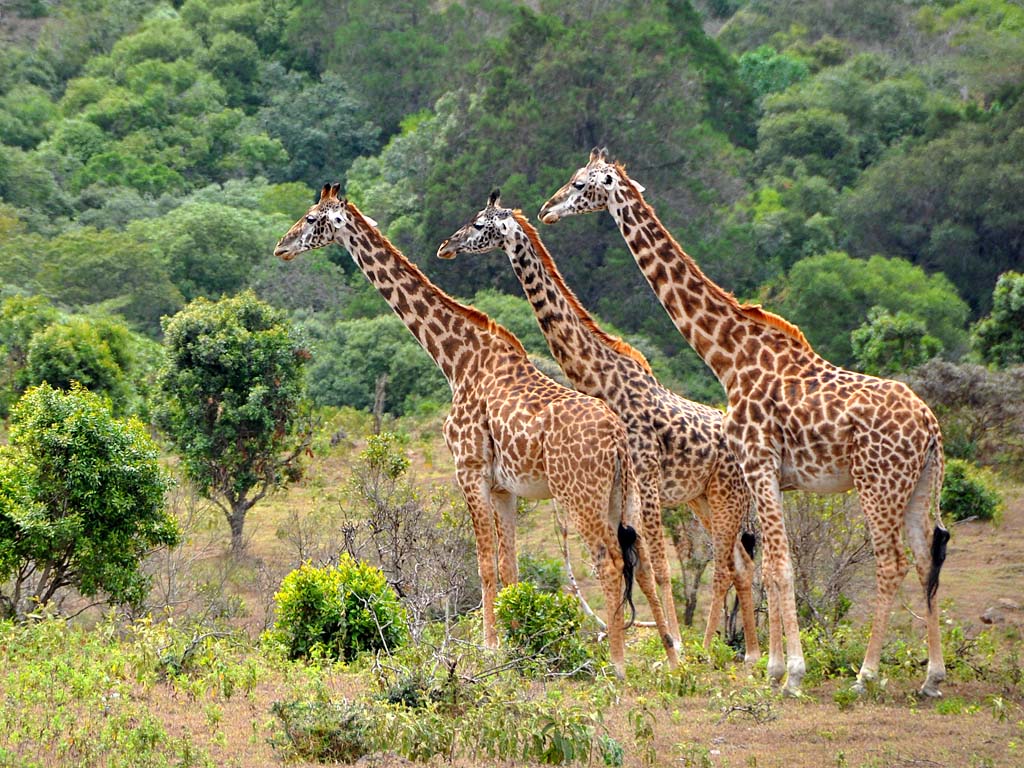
[271,699,371,763]
[494,581,596,676]
[941,459,1003,523]
[271,555,408,662]
[519,552,565,593]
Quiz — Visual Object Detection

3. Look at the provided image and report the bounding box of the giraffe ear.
[363,214,378,228]
[629,178,646,195]
[330,182,341,198]
[488,188,501,207]
[588,147,602,163]
[599,147,609,162]
[319,183,331,202]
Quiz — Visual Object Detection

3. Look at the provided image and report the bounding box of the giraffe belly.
[493,465,551,500]
[780,462,854,494]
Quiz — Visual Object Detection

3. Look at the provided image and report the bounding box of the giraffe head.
[539,147,644,224]
[436,189,516,259]
[274,182,368,259]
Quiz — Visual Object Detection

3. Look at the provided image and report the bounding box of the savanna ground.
[1,410,1022,768]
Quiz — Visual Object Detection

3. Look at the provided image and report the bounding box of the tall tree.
[156,291,312,554]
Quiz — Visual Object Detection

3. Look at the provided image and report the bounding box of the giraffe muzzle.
[436,239,459,259]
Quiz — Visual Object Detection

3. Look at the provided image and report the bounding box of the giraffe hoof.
[917,683,943,699]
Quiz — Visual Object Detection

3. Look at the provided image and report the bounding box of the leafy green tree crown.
[156,291,310,552]
[0,383,177,616]
[972,271,1024,368]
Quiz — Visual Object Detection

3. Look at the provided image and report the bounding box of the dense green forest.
[1,0,1022,410]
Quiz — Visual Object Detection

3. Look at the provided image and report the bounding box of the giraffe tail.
[612,447,638,629]
[924,435,950,611]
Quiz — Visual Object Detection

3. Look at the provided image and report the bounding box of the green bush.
[494,581,595,676]
[518,552,565,593]
[271,699,371,763]
[271,555,408,662]
[941,459,1003,523]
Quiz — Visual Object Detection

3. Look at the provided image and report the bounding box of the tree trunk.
[228,501,249,556]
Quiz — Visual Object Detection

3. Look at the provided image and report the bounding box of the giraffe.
[539,150,950,697]
[437,190,760,662]
[274,183,679,675]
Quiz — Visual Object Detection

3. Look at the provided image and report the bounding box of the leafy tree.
[24,316,146,416]
[0,295,60,416]
[128,201,282,303]
[756,107,860,188]
[0,85,58,150]
[0,383,177,619]
[769,251,969,366]
[851,306,942,376]
[303,313,448,416]
[157,292,312,553]
[972,272,1024,368]
[839,99,1024,313]
[257,68,380,188]
[737,45,810,105]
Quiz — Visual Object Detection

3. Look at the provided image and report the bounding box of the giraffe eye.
[572,181,585,190]
[472,221,484,230]
[306,214,317,224]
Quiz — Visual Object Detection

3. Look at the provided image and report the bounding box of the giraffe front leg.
[492,488,519,588]
[747,472,804,695]
[632,522,681,667]
[456,469,501,649]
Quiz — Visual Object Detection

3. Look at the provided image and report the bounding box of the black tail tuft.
[617,523,638,630]
[926,526,951,610]
[740,531,757,559]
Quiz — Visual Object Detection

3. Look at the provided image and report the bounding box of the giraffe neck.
[335,202,526,384]
[505,212,652,397]
[605,169,815,392]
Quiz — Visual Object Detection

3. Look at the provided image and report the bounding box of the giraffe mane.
[346,202,528,359]
[512,210,653,375]
[612,163,812,351]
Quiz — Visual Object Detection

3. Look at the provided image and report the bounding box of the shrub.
[941,459,1003,523]
[271,699,370,763]
[518,552,565,593]
[271,555,408,662]
[494,581,595,676]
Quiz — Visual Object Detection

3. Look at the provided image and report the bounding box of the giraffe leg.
[690,496,731,654]
[590,531,627,677]
[456,470,500,649]
[854,516,910,693]
[900,457,947,697]
[492,489,519,588]
[747,472,804,694]
[637,473,681,643]
[631,523,681,667]
[732,537,761,664]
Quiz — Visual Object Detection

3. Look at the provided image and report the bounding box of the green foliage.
[737,45,810,104]
[271,699,371,763]
[941,459,1003,523]
[518,552,566,594]
[494,581,596,676]
[157,292,311,552]
[770,251,969,366]
[303,313,449,415]
[271,555,408,662]
[0,294,59,415]
[0,383,177,616]
[851,306,942,376]
[972,271,1024,368]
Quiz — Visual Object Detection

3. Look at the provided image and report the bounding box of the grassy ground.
[2,411,1022,767]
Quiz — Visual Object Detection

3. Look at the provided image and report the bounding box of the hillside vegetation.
[1,1,1023,766]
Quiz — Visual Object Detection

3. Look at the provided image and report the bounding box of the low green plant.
[270,699,371,763]
[598,734,624,767]
[270,555,408,662]
[494,581,596,676]
[942,459,1003,523]
[833,685,858,711]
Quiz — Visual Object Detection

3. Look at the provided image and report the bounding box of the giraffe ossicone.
[275,182,680,675]
[541,151,950,698]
